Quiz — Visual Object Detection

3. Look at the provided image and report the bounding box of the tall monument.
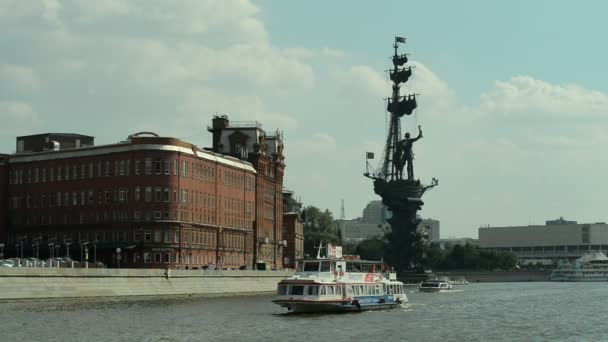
[364,37,438,272]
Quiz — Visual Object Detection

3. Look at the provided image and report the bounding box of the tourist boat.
[550,252,608,282]
[419,277,454,293]
[273,245,407,313]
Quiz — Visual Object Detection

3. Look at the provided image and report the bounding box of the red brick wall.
[4,140,256,269]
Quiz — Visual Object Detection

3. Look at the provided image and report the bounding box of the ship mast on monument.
[364,36,438,272]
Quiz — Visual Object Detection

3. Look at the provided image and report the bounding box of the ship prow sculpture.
[364,36,438,272]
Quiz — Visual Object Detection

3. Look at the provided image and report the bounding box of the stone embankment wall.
[435,270,551,282]
[0,268,292,300]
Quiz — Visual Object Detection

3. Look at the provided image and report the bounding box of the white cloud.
[479,75,608,116]
[0,64,40,89]
[0,101,40,133]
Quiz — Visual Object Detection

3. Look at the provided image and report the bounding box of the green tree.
[302,206,340,256]
[355,237,386,261]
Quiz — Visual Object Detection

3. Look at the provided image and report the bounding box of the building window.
[145,187,152,202]
[119,189,126,202]
[125,160,130,176]
[154,159,161,175]
[164,231,171,242]
[154,253,161,263]
[582,225,590,244]
[154,211,161,220]
[144,231,152,242]
[89,162,94,178]
[145,158,152,175]
[164,160,170,175]
[163,254,170,263]
[154,230,161,242]
[81,164,86,179]
[163,187,169,202]
[105,161,110,176]
[173,160,178,176]
[97,161,102,177]
[134,211,141,221]
[182,189,188,204]
[119,160,125,176]
[135,187,140,201]
[144,253,151,263]
[182,160,187,177]
[135,160,141,175]
[154,187,161,202]
[174,231,179,243]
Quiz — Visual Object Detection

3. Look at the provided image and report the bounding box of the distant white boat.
[419,277,454,293]
[550,252,608,282]
[449,276,469,285]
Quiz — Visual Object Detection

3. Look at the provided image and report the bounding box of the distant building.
[338,220,388,244]
[338,200,439,244]
[545,217,577,225]
[418,218,440,242]
[479,218,608,265]
[282,190,303,269]
[435,238,478,249]
[361,200,389,224]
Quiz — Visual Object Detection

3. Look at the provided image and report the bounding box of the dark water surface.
[0,282,606,341]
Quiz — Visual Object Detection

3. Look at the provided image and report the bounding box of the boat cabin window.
[277,285,287,295]
[307,286,318,295]
[327,286,334,295]
[320,286,326,295]
[303,262,320,272]
[320,261,331,272]
[290,286,304,295]
[336,286,342,295]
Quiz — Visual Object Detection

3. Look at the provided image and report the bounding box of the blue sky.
[1,1,608,238]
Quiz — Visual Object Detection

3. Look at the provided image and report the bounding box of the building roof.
[16,133,94,139]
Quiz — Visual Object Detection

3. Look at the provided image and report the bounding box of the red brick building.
[1,117,286,269]
[208,116,286,270]
[282,190,304,269]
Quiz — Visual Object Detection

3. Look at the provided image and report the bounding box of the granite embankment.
[435,270,552,282]
[0,268,293,300]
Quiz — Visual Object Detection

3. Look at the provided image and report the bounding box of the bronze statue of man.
[397,125,423,180]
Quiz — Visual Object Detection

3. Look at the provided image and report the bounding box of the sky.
[1,0,608,239]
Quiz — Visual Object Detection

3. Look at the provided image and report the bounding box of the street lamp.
[92,240,97,265]
[116,247,122,269]
[65,241,72,258]
[80,241,90,262]
[0,243,4,259]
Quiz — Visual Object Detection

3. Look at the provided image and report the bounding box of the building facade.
[208,116,285,270]
[282,190,303,269]
[2,116,287,270]
[479,218,608,265]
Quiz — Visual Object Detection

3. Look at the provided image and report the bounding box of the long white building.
[479,218,608,265]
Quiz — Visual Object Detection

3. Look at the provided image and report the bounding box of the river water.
[0,282,606,341]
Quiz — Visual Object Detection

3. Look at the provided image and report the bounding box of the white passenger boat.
[550,252,608,282]
[419,277,453,293]
[273,246,407,313]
